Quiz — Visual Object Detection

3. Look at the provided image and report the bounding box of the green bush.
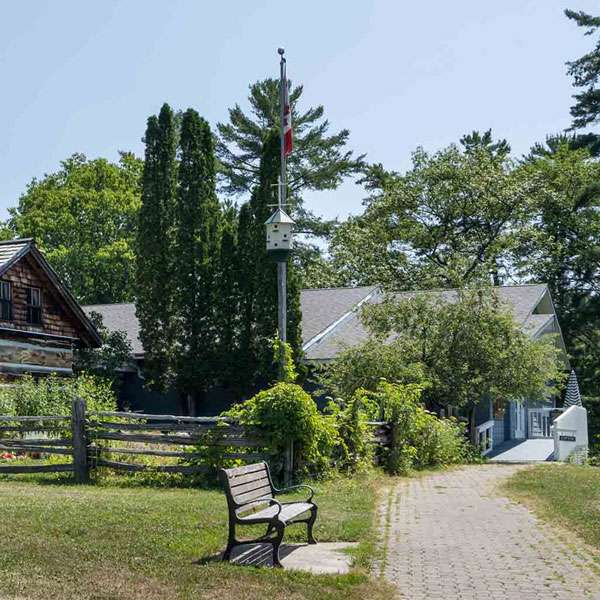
[325,389,376,472]
[0,373,117,416]
[368,380,470,475]
[225,382,339,478]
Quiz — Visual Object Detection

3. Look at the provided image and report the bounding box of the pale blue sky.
[0,1,597,221]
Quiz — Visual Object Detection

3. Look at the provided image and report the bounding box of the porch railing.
[476,420,494,456]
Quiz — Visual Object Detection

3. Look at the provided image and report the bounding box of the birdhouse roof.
[264,208,295,225]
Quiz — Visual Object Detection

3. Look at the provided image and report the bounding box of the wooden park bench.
[219,461,318,567]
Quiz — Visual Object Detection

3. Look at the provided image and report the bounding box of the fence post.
[71,397,89,483]
[284,438,294,486]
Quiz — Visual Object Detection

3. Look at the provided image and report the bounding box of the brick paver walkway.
[380,465,600,599]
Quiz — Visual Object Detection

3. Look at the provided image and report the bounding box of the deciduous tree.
[8,153,141,304]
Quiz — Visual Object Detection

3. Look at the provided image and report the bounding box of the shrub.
[320,338,427,399]
[0,373,117,416]
[326,389,377,472]
[369,380,470,475]
[225,382,338,478]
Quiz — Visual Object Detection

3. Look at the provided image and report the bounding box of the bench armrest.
[236,496,282,518]
[274,484,314,502]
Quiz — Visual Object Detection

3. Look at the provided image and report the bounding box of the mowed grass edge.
[502,464,600,552]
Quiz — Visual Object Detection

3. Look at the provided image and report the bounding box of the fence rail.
[0,412,74,475]
[0,402,395,483]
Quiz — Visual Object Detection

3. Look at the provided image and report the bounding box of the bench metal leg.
[307,506,317,544]
[222,519,237,562]
[272,522,285,568]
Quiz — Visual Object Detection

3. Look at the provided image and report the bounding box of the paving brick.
[380,465,600,600]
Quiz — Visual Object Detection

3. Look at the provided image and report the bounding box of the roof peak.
[0,238,33,246]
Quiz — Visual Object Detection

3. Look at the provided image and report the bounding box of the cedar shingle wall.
[0,256,78,339]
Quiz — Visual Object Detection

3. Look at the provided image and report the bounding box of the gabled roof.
[302,284,565,361]
[265,208,295,225]
[0,239,101,347]
[84,283,564,364]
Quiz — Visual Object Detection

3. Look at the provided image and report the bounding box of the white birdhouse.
[265,208,295,261]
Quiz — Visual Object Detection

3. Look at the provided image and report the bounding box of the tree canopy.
[8,153,142,304]
[326,289,564,440]
[217,77,364,198]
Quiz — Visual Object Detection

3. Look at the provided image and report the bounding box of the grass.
[503,464,600,550]
[0,471,394,600]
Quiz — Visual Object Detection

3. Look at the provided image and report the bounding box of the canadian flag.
[282,64,293,156]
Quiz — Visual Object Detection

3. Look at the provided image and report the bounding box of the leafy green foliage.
[217,77,363,198]
[565,9,600,134]
[323,289,563,444]
[235,131,303,391]
[74,311,133,382]
[272,338,298,383]
[8,153,141,304]
[372,381,470,474]
[514,142,600,398]
[325,390,376,473]
[225,383,338,477]
[361,140,537,286]
[0,373,117,416]
[173,109,221,400]
[361,290,564,422]
[136,103,178,392]
[322,338,427,400]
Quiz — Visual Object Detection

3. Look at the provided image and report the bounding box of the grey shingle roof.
[0,238,34,275]
[303,284,553,361]
[300,286,376,344]
[84,303,143,356]
[84,284,556,362]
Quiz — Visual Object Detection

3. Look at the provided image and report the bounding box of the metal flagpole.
[277,48,287,344]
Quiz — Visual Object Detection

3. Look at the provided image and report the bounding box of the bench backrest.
[220,462,274,511]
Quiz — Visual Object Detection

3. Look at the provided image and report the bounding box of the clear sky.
[0,1,597,222]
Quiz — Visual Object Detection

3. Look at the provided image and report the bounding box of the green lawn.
[0,472,393,600]
[503,464,600,550]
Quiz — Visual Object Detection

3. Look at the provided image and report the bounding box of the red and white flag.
[282,62,293,156]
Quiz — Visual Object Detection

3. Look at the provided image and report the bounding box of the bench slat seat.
[239,501,313,524]
[219,461,318,567]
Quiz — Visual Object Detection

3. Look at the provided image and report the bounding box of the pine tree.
[135,103,177,392]
[173,109,221,409]
[565,10,600,152]
[236,131,303,390]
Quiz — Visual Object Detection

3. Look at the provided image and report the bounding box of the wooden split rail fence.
[0,399,288,483]
[0,400,392,483]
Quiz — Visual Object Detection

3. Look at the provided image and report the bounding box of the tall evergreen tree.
[236,202,257,392]
[173,109,221,409]
[214,203,241,389]
[236,131,302,391]
[135,104,178,392]
[565,10,600,153]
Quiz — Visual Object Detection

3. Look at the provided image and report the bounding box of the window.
[26,286,42,325]
[0,281,12,321]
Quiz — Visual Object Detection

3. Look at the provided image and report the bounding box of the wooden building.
[0,239,100,377]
